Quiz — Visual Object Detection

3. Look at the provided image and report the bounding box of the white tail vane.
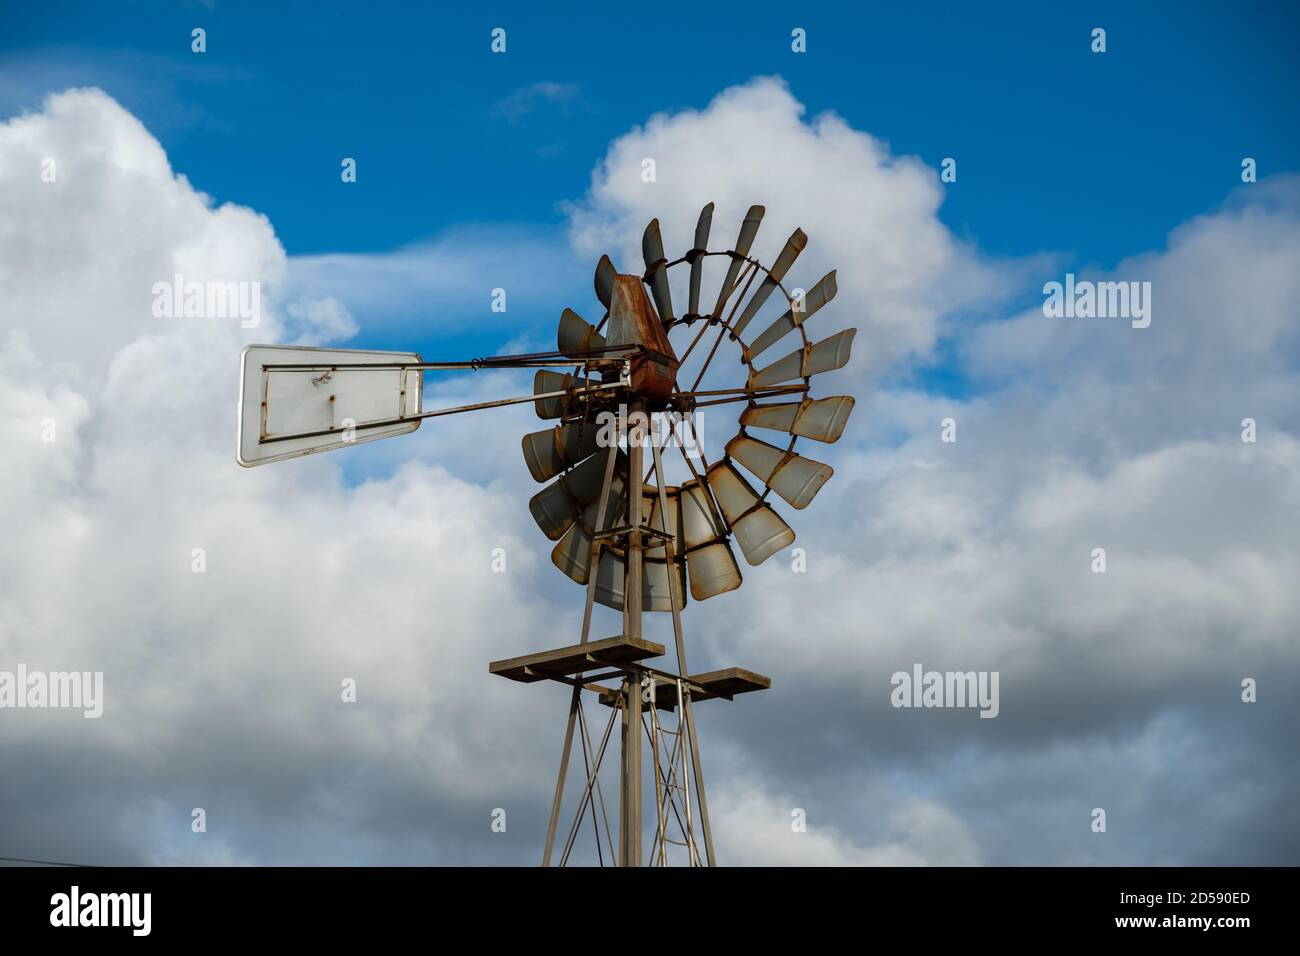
[238,204,858,868]
[237,345,423,467]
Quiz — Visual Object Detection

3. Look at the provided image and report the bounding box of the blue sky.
[5,1,1297,264]
[3,1,1297,447]
[2,2,1299,869]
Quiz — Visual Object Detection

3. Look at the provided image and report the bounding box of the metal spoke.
[687,260,759,395]
[576,702,603,866]
[560,700,620,866]
[580,696,619,863]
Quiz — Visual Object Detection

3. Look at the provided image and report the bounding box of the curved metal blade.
[521,421,602,483]
[679,480,742,599]
[749,328,856,388]
[557,308,607,357]
[551,523,594,585]
[710,205,764,319]
[726,434,833,509]
[533,369,594,420]
[550,468,628,582]
[730,228,807,340]
[593,549,625,609]
[685,541,743,600]
[646,557,689,611]
[585,481,690,611]
[641,219,674,324]
[643,482,680,559]
[528,449,624,540]
[746,270,837,361]
[740,395,856,444]
[593,549,687,612]
[595,255,617,309]
[687,203,714,319]
[705,461,795,566]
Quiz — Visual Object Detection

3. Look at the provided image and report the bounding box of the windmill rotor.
[521,204,857,611]
[235,203,856,867]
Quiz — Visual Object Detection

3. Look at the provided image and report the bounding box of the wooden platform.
[599,667,771,710]
[489,635,665,684]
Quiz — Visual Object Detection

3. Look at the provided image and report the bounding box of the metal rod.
[680,685,715,866]
[688,260,759,396]
[680,384,809,398]
[261,344,639,372]
[649,700,667,866]
[560,700,620,866]
[675,314,716,368]
[691,389,805,409]
[543,684,581,868]
[576,700,603,866]
[643,708,694,864]
[619,675,643,867]
[581,443,620,643]
[580,697,619,863]
[621,403,646,867]
[259,381,624,445]
[545,440,620,867]
[651,437,716,866]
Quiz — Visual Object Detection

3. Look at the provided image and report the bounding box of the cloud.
[714,782,982,866]
[491,81,579,124]
[282,296,358,345]
[564,77,1300,864]
[284,224,583,340]
[2,80,1296,869]
[0,89,568,865]
[566,76,1021,383]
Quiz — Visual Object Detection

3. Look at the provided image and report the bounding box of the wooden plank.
[598,667,771,709]
[693,667,771,698]
[489,635,665,683]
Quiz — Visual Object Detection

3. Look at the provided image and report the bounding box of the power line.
[0,854,95,867]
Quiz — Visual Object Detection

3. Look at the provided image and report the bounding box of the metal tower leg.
[620,404,645,867]
[543,441,620,867]
[650,437,716,865]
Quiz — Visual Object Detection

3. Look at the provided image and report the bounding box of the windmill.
[237,204,856,866]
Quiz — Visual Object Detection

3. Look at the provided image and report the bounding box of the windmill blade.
[705,461,795,566]
[725,434,833,509]
[746,270,837,361]
[533,369,596,420]
[587,481,689,612]
[687,203,713,319]
[749,329,856,388]
[550,468,629,583]
[730,228,807,340]
[592,548,687,613]
[557,308,606,358]
[528,449,625,540]
[710,205,764,319]
[521,421,602,483]
[679,479,742,599]
[643,482,681,560]
[595,255,617,309]
[740,395,856,444]
[641,219,674,324]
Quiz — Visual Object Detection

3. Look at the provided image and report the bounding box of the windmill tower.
[237,205,856,866]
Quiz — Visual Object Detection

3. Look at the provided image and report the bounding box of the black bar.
[0,865,1286,942]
